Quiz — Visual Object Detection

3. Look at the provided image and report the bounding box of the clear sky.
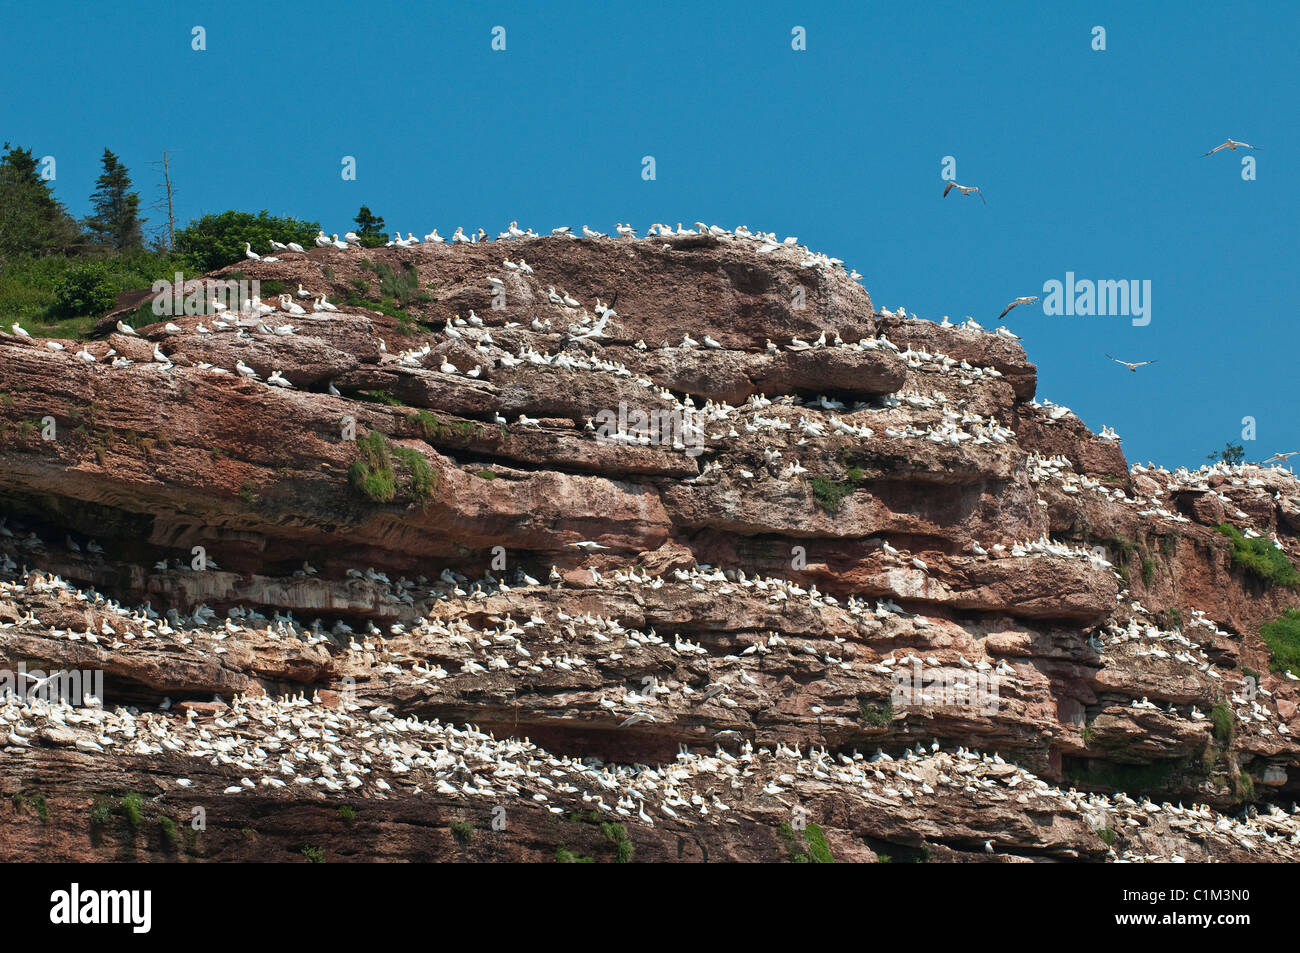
[3,0,1295,468]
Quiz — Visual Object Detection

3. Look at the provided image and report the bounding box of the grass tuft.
[1217,524,1300,589]
[1259,609,1300,674]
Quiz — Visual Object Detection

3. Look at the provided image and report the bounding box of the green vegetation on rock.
[1217,524,1300,589]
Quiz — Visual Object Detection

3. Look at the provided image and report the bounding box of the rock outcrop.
[2,229,1299,863]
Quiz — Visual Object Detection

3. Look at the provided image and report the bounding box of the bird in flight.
[998,296,1039,319]
[943,182,986,204]
[1262,451,1299,465]
[1105,354,1157,372]
[1202,138,1258,157]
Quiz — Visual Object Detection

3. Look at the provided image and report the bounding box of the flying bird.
[1202,138,1258,157]
[1262,451,1299,465]
[997,296,1038,319]
[943,182,986,204]
[1105,354,1157,372]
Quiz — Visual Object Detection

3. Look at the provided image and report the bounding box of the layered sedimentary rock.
[1,231,1298,862]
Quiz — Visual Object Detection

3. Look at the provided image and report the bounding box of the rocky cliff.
[2,228,1298,863]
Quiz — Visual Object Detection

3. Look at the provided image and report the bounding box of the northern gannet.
[997,296,1039,319]
[1105,354,1157,372]
[943,182,986,204]
[1202,138,1258,157]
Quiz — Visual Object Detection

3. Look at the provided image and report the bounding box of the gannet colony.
[2,221,1299,863]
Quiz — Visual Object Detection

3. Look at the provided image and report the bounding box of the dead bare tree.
[149,150,177,250]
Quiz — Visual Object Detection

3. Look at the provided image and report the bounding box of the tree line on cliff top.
[0,143,389,335]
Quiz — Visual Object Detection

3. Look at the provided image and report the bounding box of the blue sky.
[3,0,1295,468]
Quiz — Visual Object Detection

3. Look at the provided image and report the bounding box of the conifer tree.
[0,142,80,258]
[84,148,143,250]
[353,205,388,248]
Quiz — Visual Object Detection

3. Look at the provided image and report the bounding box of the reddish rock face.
[2,233,1299,863]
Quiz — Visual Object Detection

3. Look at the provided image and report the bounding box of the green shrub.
[776,822,805,862]
[1234,771,1255,801]
[375,261,422,304]
[391,446,436,501]
[450,820,474,844]
[338,806,356,824]
[349,430,396,502]
[175,209,320,272]
[1217,524,1300,589]
[1208,443,1245,465]
[1097,828,1117,847]
[600,822,634,863]
[48,262,118,317]
[159,816,177,843]
[1141,557,1156,586]
[555,847,593,863]
[1210,702,1234,743]
[858,698,893,729]
[777,822,835,862]
[804,823,835,863]
[15,792,49,821]
[810,467,865,513]
[409,410,441,442]
[300,845,325,863]
[89,801,112,826]
[120,792,144,829]
[1259,609,1300,674]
